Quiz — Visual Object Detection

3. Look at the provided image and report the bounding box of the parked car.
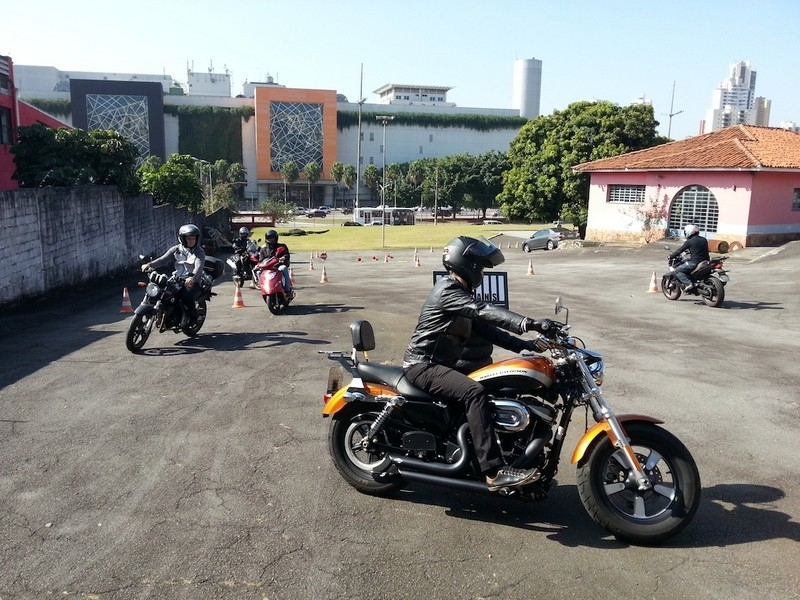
[483,219,503,225]
[306,209,327,218]
[292,206,307,215]
[521,227,579,252]
[317,205,332,212]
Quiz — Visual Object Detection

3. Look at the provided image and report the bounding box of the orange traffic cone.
[309,259,315,271]
[231,283,246,308]
[647,271,660,293]
[526,260,535,276]
[415,255,421,268]
[320,266,329,283]
[120,287,133,313]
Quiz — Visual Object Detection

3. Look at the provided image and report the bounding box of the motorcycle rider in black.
[141,224,205,326]
[259,229,293,298]
[402,236,552,492]
[232,227,255,287]
[669,224,710,291]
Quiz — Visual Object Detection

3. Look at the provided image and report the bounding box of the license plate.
[718,274,729,283]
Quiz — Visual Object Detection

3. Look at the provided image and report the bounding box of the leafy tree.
[227,162,246,185]
[11,124,140,194]
[362,163,380,203]
[303,161,322,208]
[138,153,203,210]
[498,100,667,225]
[258,198,292,224]
[280,160,299,203]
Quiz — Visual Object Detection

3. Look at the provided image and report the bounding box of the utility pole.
[376,115,394,247]
[354,64,364,220]
[667,80,683,139]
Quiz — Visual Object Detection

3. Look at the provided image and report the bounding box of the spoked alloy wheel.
[328,405,402,495]
[701,277,725,307]
[660,275,682,300]
[181,299,207,336]
[577,422,700,545]
[126,313,153,352]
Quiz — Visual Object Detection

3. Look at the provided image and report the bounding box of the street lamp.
[376,115,394,247]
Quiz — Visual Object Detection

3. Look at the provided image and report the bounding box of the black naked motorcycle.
[661,245,730,308]
[125,256,224,352]
[321,298,701,545]
[227,238,260,288]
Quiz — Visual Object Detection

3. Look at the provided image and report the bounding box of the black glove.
[523,338,548,352]
[524,318,554,333]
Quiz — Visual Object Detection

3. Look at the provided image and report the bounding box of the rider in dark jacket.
[259,229,292,296]
[403,236,552,492]
[669,224,710,291]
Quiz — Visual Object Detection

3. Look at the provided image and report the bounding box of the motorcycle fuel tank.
[468,356,555,394]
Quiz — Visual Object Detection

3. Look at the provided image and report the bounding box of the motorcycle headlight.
[588,360,605,386]
[145,282,161,298]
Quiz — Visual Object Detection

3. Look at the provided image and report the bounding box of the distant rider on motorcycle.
[259,229,293,298]
[232,227,251,254]
[669,224,710,292]
[232,227,257,288]
[402,236,553,492]
[141,224,205,326]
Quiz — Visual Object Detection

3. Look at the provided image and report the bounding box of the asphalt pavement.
[0,240,798,599]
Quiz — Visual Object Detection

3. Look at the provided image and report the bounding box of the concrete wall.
[0,187,204,308]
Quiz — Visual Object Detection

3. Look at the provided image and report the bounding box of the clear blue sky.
[5,0,798,140]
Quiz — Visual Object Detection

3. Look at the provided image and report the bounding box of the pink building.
[574,125,800,249]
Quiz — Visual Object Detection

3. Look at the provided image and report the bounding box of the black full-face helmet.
[238,227,250,239]
[178,224,201,247]
[442,236,505,289]
[265,229,279,246]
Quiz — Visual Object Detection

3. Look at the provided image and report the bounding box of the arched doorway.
[667,185,719,236]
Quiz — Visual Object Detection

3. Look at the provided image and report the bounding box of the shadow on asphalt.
[361,480,797,549]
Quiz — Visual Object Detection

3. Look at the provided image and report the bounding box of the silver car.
[522,227,579,252]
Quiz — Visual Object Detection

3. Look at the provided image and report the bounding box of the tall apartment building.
[702,60,771,133]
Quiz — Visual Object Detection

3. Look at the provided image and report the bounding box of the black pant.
[404,362,504,474]
[178,284,201,320]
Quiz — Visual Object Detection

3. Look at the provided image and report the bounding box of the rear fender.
[570,414,664,466]
[322,381,398,417]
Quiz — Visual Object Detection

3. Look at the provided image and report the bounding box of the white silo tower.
[512,58,542,119]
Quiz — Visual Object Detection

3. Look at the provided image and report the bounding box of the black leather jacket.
[403,275,528,368]
[669,234,709,265]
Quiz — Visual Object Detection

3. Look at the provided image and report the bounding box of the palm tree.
[303,161,321,209]
[342,164,357,203]
[362,163,380,204]
[280,160,299,204]
[330,161,345,207]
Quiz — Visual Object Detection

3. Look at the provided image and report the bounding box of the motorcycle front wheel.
[126,313,153,352]
[181,299,207,336]
[265,293,286,314]
[328,404,403,496]
[576,422,701,545]
[660,275,682,300]
[701,277,725,308]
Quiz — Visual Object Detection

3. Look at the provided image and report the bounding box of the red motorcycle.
[255,255,294,314]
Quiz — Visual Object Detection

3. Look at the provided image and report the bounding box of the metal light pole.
[354,64,365,221]
[376,115,394,247]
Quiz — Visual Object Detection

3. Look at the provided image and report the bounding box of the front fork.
[571,355,653,491]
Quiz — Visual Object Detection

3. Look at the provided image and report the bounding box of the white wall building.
[702,60,771,133]
[372,84,455,107]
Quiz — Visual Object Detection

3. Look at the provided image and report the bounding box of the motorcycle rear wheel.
[701,277,725,308]
[126,313,152,352]
[328,405,403,495]
[660,275,681,300]
[181,299,207,336]
[577,422,700,545]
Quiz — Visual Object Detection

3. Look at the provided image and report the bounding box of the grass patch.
[249,222,536,252]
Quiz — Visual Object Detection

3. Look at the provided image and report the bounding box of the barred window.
[0,107,11,145]
[608,184,646,203]
[668,185,719,235]
[793,188,800,211]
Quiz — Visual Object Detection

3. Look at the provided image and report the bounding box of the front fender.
[570,414,664,465]
[134,303,156,316]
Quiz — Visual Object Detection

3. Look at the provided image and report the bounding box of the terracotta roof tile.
[574,125,800,172]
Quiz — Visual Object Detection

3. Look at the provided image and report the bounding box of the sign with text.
[433,271,509,308]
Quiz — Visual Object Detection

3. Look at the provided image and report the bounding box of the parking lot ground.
[1,241,798,599]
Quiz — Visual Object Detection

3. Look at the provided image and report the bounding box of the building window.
[369,156,374,164]
[608,184,646,203]
[429,134,433,142]
[379,144,383,154]
[667,185,719,235]
[0,107,11,145]
[419,146,423,154]
[360,132,364,141]
[793,188,800,211]
[369,132,374,142]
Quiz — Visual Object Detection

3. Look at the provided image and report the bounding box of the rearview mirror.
[554,296,569,323]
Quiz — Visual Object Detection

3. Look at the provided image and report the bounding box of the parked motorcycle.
[226,239,260,289]
[125,256,225,352]
[322,298,700,545]
[256,255,294,314]
[661,245,729,307]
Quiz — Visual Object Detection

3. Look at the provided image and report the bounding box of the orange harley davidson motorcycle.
[322,298,700,545]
